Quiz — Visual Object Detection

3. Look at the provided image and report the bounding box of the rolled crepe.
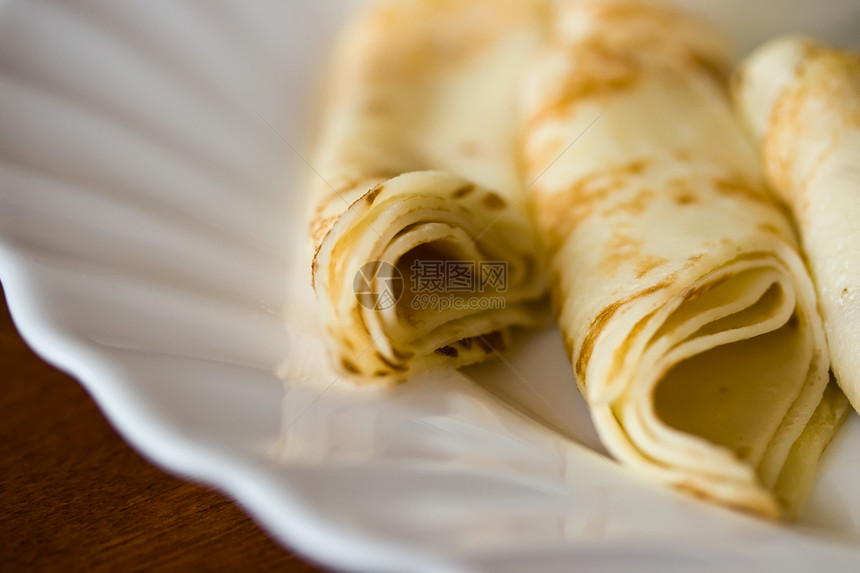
[734,36,860,415]
[309,0,548,382]
[521,0,849,518]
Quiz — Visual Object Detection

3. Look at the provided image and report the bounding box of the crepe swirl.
[734,36,860,415]
[522,0,849,518]
[309,0,548,382]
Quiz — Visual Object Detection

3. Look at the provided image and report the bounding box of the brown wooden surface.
[0,284,330,572]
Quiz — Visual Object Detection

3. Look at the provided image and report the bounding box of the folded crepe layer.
[522,0,849,518]
[309,0,548,381]
[734,36,860,415]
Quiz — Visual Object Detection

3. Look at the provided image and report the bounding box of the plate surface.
[1,1,859,571]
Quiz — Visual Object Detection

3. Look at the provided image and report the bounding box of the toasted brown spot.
[735,446,752,460]
[576,305,620,381]
[683,253,707,270]
[798,136,840,199]
[608,308,658,380]
[533,160,652,252]
[757,223,783,237]
[634,256,669,279]
[452,183,476,199]
[376,352,408,373]
[764,89,795,194]
[626,160,649,175]
[843,288,849,299]
[585,1,668,25]
[391,347,415,361]
[683,274,728,303]
[665,176,701,208]
[526,136,566,175]
[391,222,425,241]
[684,277,729,302]
[673,192,698,206]
[575,277,676,379]
[356,0,538,82]
[676,483,710,501]
[436,345,459,358]
[524,39,640,131]
[341,359,361,375]
[688,50,729,90]
[765,44,860,198]
[310,244,324,288]
[587,1,729,81]
[528,0,730,131]
[602,187,656,217]
[364,185,383,205]
[712,173,774,207]
[600,232,645,275]
[309,215,339,246]
[483,193,507,210]
[733,251,772,264]
[322,174,392,209]
[374,370,389,377]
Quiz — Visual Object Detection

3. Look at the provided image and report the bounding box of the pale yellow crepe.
[734,36,860,415]
[310,0,548,381]
[522,0,849,518]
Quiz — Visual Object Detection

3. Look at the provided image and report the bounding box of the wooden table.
[0,285,328,572]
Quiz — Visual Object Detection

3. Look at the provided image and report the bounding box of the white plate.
[1,1,859,571]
